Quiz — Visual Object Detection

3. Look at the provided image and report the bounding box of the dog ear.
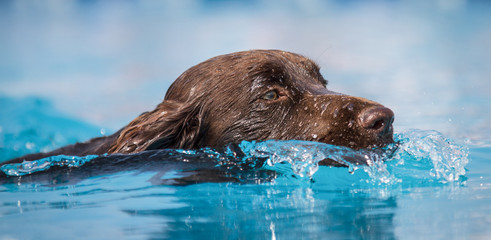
[108,99,206,154]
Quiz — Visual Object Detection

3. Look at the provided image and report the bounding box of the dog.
[4,50,394,166]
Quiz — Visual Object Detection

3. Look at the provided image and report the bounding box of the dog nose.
[358,106,394,136]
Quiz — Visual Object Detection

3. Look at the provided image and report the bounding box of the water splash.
[0,130,468,186]
[236,140,368,177]
[224,130,468,185]
[1,155,99,176]
[387,129,469,184]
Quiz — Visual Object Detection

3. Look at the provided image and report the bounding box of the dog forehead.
[165,50,324,101]
[240,52,325,88]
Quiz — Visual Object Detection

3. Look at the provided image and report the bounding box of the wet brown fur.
[5,50,394,164]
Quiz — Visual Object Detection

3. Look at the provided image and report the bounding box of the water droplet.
[25,142,35,150]
[343,103,354,111]
[320,102,330,114]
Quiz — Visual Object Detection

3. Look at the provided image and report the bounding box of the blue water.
[1,1,491,239]
[0,94,487,240]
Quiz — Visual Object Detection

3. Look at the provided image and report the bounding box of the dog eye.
[262,90,279,100]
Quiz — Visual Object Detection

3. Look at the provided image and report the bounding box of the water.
[0,101,483,239]
[0,129,473,239]
[1,1,491,239]
[0,130,468,183]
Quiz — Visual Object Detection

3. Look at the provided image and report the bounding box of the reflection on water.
[0,172,398,239]
[135,185,397,239]
[0,129,469,239]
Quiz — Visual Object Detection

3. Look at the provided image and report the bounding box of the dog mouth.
[317,139,398,167]
[318,158,350,167]
[314,129,396,167]
[317,134,394,150]
[318,154,370,167]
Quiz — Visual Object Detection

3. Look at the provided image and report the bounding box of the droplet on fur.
[333,109,339,118]
[321,102,329,111]
[343,103,354,111]
[348,120,355,128]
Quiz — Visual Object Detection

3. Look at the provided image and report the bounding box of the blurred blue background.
[1,0,490,145]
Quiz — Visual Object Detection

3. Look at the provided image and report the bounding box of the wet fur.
[5,50,393,165]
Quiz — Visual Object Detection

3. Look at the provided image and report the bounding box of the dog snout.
[358,106,394,137]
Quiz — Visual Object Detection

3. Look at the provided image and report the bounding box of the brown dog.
[6,50,394,165]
